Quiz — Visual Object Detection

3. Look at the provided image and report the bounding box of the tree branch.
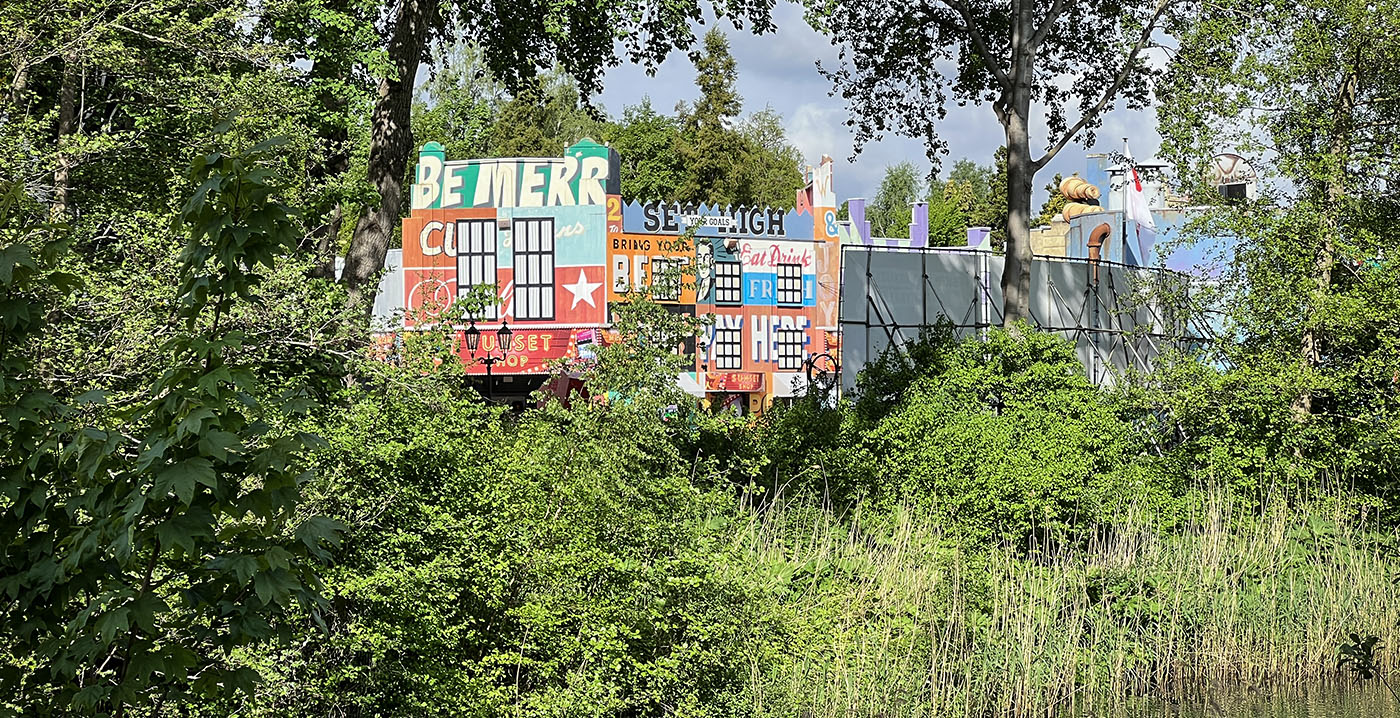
[1033,0,1175,170]
[109,23,272,67]
[1028,0,1069,51]
[941,0,1011,89]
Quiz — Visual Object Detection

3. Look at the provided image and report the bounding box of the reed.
[723,491,1400,717]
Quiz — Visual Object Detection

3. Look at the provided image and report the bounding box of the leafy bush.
[851,327,1171,544]
[250,375,770,717]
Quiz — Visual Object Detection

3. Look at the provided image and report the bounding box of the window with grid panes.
[650,257,682,301]
[776,328,804,370]
[712,328,742,370]
[512,217,555,320]
[455,219,498,319]
[776,262,803,306]
[714,261,742,305]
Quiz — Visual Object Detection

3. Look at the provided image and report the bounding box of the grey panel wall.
[840,246,1207,390]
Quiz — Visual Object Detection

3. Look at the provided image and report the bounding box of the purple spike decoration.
[846,198,872,244]
[909,202,929,248]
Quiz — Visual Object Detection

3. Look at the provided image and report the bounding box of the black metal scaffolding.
[839,245,1215,388]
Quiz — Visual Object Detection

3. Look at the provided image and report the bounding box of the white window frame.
[650,257,682,302]
[455,219,498,320]
[713,328,742,370]
[512,217,555,321]
[715,261,742,305]
[776,263,803,306]
[776,328,804,370]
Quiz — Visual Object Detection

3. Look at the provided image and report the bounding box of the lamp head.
[463,321,481,357]
[496,322,513,358]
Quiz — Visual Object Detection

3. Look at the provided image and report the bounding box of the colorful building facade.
[400,140,842,412]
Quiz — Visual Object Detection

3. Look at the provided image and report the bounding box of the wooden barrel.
[1059,176,1102,200]
[1062,202,1103,220]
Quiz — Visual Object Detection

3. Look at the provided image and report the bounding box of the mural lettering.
[636,201,790,237]
[413,140,617,210]
[612,255,692,293]
[418,219,596,258]
[739,241,814,268]
[606,232,695,303]
[456,328,584,374]
[750,314,810,363]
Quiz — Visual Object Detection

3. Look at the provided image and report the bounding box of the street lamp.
[463,320,512,401]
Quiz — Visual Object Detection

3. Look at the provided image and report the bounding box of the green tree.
[948,158,993,217]
[808,0,1177,326]
[976,147,1010,249]
[260,0,381,278]
[1158,0,1400,466]
[606,99,686,202]
[850,325,1163,542]
[676,29,751,207]
[487,70,609,158]
[926,185,969,246]
[414,42,506,160]
[340,0,778,303]
[0,0,340,410]
[0,142,339,713]
[867,161,924,238]
[737,106,805,209]
[1037,173,1067,226]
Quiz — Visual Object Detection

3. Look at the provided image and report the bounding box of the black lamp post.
[463,320,512,401]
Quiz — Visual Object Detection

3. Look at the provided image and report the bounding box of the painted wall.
[400,143,843,410]
[401,140,618,375]
[608,198,826,408]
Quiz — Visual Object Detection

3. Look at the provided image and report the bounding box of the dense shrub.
[248,375,769,717]
[847,327,1173,543]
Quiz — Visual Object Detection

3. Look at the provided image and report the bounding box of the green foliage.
[1157,0,1400,492]
[1340,633,1385,682]
[486,72,609,159]
[7,0,1400,715]
[247,373,767,716]
[948,159,994,215]
[0,142,339,713]
[584,297,704,406]
[414,43,506,160]
[674,29,804,209]
[979,147,1010,248]
[850,323,960,425]
[608,100,686,202]
[1037,172,1067,226]
[850,327,1167,543]
[735,107,807,209]
[925,194,968,246]
[867,161,921,238]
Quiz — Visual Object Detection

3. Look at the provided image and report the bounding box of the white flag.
[1123,141,1157,262]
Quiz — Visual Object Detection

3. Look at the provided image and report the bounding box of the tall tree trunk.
[8,64,28,109]
[1293,59,1359,419]
[307,73,352,279]
[340,0,431,304]
[6,28,31,108]
[1000,0,1037,329]
[52,49,78,218]
[309,204,345,279]
[1002,117,1035,328]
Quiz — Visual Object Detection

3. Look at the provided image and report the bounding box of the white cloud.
[785,104,846,166]
[590,6,1167,206]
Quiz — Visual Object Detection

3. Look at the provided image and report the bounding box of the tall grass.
[723,491,1400,717]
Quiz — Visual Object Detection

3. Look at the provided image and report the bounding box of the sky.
[592,2,1164,207]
